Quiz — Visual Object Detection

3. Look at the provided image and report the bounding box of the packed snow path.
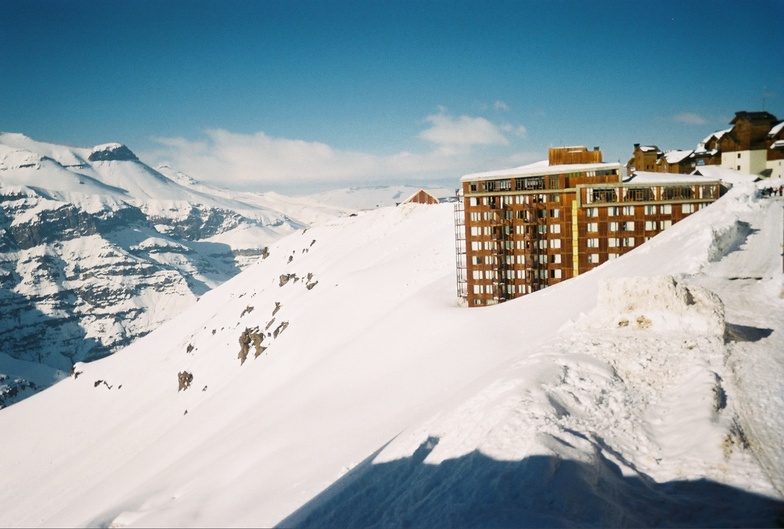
[689,192,784,495]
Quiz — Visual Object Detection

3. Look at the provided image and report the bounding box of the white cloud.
[672,112,708,125]
[141,110,530,191]
[501,123,528,138]
[419,109,509,147]
[494,100,510,111]
[144,129,468,190]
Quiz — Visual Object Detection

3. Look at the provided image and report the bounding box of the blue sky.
[2,0,783,193]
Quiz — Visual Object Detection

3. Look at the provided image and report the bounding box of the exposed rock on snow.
[87,143,139,162]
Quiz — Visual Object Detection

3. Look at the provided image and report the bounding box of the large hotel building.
[455,146,722,306]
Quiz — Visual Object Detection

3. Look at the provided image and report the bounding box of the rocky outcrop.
[87,143,139,162]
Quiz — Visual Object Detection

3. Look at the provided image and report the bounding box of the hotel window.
[469,183,478,192]
[608,206,619,216]
[550,224,561,234]
[551,239,561,249]
[682,204,695,214]
[608,253,619,260]
[472,256,482,265]
[592,188,617,203]
[550,254,562,264]
[608,237,620,247]
[665,186,693,200]
[550,208,561,218]
[587,222,599,232]
[660,204,672,214]
[473,285,484,294]
[469,197,478,207]
[645,220,657,231]
[626,187,653,201]
[588,254,600,264]
[661,220,672,229]
[525,177,545,190]
[472,270,483,280]
[644,205,657,215]
[471,242,481,251]
[586,207,599,217]
[550,269,563,279]
[609,222,619,232]
[623,221,635,231]
[587,238,600,248]
[622,206,634,216]
[623,237,635,247]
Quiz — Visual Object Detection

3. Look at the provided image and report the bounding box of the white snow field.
[0,181,782,527]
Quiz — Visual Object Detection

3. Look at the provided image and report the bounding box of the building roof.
[662,150,694,164]
[768,121,784,138]
[624,171,717,185]
[699,127,732,146]
[401,189,440,204]
[691,166,757,185]
[731,111,778,124]
[461,160,621,182]
[636,145,661,153]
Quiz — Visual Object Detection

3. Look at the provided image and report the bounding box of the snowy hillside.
[0,133,460,408]
[0,179,781,527]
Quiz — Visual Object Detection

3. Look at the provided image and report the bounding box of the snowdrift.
[0,183,782,527]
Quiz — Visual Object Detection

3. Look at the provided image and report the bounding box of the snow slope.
[0,182,781,527]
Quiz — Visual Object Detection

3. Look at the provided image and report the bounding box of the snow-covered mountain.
[0,178,781,527]
[0,133,316,406]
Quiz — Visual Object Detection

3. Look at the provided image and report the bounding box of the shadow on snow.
[279,436,784,528]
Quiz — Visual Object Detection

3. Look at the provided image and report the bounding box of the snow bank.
[583,275,725,336]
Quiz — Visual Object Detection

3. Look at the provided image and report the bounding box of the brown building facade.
[457,147,721,306]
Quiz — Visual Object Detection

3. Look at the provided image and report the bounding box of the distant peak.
[88,143,139,162]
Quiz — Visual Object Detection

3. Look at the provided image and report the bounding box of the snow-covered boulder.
[585,275,725,336]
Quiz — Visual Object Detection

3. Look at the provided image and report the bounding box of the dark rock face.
[146,205,245,240]
[87,144,139,162]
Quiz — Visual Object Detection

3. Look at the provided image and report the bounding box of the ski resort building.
[400,189,440,205]
[455,146,722,306]
[627,111,784,179]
